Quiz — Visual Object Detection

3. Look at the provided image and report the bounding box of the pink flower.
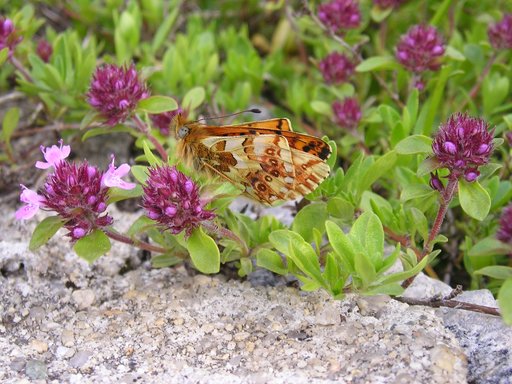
[87,63,150,126]
[396,25,445,73]
[488,14,512,50]
[319,52,355,84]
[432,113,494,181]
[317,0,361,33]
[101,155,136,190]
[142,166,215,236]
[35,140,71,170]
[41,161,113,240]
[0,17,22,57]
[332,98,362,130]
[15,185,45,220]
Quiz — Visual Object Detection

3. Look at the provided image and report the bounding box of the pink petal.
[15,204,39,220]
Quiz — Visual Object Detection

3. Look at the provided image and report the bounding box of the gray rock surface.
[0,204,508,383]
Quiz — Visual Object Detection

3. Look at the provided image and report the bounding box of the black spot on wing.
[319,145,331,160]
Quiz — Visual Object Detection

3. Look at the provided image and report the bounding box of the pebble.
[69,350,93,368]
[72,289,96,310]
[30,339,48,353]
[61,329,75,347]
[25,359,47,380]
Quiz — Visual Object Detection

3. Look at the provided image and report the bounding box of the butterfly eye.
[177,126,190,139]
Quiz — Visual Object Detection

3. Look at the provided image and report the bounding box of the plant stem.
[202,221,250,257]
[103,228,171,255]
[9,56,33,83]
[394,296,501,317]
[132,115,169,162]
[402,175,459,288]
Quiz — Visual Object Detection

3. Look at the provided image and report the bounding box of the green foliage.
[4,0,512,322]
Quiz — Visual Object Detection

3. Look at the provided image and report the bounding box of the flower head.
[101,155,136,190]
[506,132,512,147]
[15,185,45,220]
[36,39,53,62]
[373,0,407,8]
[432,113,494,181]
[332,98,361,130]
[488,14,512,50]
[150,107,183,136]
[396,25,445,73]
[41,161,113,240]
[87,63,150,126]
[497,204,512,245]
[142,166,215,236]
[319,52,355,84]
[0,17,22,57]
[35,139,71,170]
[318,0,361,33]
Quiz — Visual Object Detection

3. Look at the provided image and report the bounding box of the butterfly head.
[173,113,191,140]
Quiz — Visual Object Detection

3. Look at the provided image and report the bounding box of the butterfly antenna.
[191,108,261,123]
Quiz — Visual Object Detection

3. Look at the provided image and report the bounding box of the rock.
[69,350,93,369]
[61,329,75,347]
[25,359,47,380]
[72,289,95,310]
[30,339,48,353]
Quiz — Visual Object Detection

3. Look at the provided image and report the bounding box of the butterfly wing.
[177,121,331,204]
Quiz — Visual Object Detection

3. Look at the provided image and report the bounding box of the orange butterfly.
[174,112,332,205]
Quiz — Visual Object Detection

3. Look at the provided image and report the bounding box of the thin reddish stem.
[132,115,169,162]
[103,228,171,255]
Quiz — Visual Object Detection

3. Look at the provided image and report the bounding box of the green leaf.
[430,0,452,26]
[474,266,512,280]
[269,229,307,256]
[326,197,354,221]
[29,216,64,251]
[292,202,327,243]
[137,96,178,114]
[151,6,178,53]
[354,252,377,287]
[73,230,111,263]
[187,227,220,274]
[351,211,384,264]
[359,150,397,191]
[417,157,443,177]
[498,279,512,325]
[1,107,19,142]
[356,56,399,72]
[469,237,512,257]
[377,256,429,285]
[365,283,404,296]
[107,185,143,204]
[0,47,8,65]
[395,135,433,154]
[256,248,287,275]
[311,100,332,117]
[151,253,183,268]
[325,221,355,271]
[142,141,162,167]
[182,86,205,112]
[288,239,324,284]
[82,125,134,141]
[458,180,491,221]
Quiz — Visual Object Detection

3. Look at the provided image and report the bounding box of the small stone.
[61,329,75,347]
[25,359,48,380]
[356,295,391,317]
[72,289,95,310]
[10,357,26,372]
[69,350,93,368]
[30,339,48,353]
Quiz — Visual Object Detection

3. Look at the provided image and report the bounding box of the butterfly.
[174,113,332,205]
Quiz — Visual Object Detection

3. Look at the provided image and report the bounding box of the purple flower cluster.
[87,63,150,126]
[396,25,445,73]
[497,204,512,245]
[332,98,361,130]
[15,141,135,240]
[150,107,183,136]
[142,166,215,236]
[488,14,512,50]
[432,113,494,182]
[373,0,406,8]
[319,52,355,84]
[0,17,22,57]
[317,0,361,33]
